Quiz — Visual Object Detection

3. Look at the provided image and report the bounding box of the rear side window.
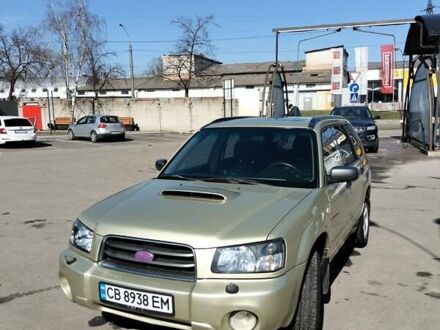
[344,124,364,159]
[4,118,33,127]
[100,116,119,123]
[333,127,356,165]
[321,126,343,175]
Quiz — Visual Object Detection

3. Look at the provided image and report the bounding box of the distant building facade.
[0,47,407,116]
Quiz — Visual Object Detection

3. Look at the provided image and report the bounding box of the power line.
[106,35,273,44]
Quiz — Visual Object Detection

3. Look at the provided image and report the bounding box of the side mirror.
[328,166,359,183]
[374,115,381,120]
[155,159,167,171]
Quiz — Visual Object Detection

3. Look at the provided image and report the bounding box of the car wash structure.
[403,14,440,152]
[261,14,440,154]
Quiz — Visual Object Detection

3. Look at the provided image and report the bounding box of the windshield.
[159,127,318,188]
[331,107,372,120]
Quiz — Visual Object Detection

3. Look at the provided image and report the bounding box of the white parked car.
[0,116,37,146]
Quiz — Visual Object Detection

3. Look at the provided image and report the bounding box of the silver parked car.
[67,115,125,142]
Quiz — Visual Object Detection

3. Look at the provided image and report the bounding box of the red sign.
[381,45,395,94]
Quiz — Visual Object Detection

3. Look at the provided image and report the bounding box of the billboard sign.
[381,45,395,94]
[331,48,343,95]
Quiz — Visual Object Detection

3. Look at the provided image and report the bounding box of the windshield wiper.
[200,177,258,185]
[157,174,194,181]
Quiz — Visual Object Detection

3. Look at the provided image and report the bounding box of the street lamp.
[119,23,135,100]
[353,27,398,110]
[295,30,341,107]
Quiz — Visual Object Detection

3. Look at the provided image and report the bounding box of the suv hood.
[348,118,375,127]
[79,179,311,249]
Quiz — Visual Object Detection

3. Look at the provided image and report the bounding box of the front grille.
[100,236,196,281]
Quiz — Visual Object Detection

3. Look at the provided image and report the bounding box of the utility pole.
[424,0,435,14]
[119,24,135,99]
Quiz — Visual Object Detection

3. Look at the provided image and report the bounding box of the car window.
[343,124,364,159]
[333,126,356,165]
[4,118,33,127]
[100,116,119,123]
[161,127,318,189]
[321,126,343,175]
[76,117,87,125]
[169,130,218,172]
[87,116,96,124]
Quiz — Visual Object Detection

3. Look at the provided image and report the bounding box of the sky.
[0,0,434,75]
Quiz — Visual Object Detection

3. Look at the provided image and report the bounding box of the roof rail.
[308,116,338,128]
[201,116,255,129]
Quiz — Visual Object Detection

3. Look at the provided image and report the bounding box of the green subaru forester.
[60,116,371,330]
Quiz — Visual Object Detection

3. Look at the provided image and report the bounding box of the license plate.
[111,131,120,135]
[99,282,174,315]
[15,130,27,134]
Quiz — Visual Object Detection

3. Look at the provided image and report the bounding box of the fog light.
[367,135,376,141]
[229,311,257,330]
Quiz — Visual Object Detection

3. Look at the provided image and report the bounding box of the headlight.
[70,219,94,253]
[211,239,285,273]
[366,125,377,131]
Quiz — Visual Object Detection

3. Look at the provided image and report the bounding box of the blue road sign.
[349,83,360,93]
[350,93,359,103]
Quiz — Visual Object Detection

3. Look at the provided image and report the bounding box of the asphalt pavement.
[0,131,438,330]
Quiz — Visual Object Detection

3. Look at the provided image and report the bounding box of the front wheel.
[291,250,323,330]
[354,200,370,248]
[90,131,99,143]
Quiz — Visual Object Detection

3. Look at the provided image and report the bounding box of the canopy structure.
[403,14,440,152]
[404,14,440,55]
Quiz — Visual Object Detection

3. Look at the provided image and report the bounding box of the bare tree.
[46,0,103,121]
[85,41,125,114]
[145,56,163,77]
[0,26,49,100]
[166,15,216,97]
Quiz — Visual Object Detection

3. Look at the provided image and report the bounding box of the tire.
[291,250,323,330]
[67,129,75,140]
[354,200,370,248]
[90,131,99,143]
[370,143,379,153]
[119,134,125,141]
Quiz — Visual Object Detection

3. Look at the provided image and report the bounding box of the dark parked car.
[330,106,380,152]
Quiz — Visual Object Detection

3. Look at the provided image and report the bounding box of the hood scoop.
[160,186,239,203]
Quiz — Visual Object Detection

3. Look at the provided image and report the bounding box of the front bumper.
[357,132,378,149]
[59,248,305,330]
